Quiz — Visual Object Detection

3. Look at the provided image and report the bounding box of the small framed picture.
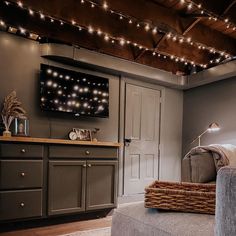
[69,128,92,141]
[13,118,29,136]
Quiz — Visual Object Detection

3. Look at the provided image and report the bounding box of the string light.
[19,27,26,34]
[103,2,108,10]
[104,34,109,41]
[88,26,94,33]
[187,3,193,10]
[40,13,45,19]
[0,20,5,26]
[17,1,22,7]
[152,27,157,34]
[76,0,234,59]
[29,8,34,15]
[1,0,232,71]
[144,24,150,31]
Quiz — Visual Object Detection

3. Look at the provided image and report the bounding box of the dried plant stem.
[1,115,14,131]
[1,91,26,132]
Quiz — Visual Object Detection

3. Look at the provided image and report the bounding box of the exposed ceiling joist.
[0,2,186,73]
[0,0,235,76]
[107,0,236,54]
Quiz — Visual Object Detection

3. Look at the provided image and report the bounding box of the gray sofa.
[112,166,236,236]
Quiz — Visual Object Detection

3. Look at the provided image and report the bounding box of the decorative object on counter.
[69,128,92,141]
[12,117,29,136]
[91,128,100,142]
[190,122,220,146]
[1,91,27,137]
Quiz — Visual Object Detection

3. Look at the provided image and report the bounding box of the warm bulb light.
[29,9,34,15]
[103,2,108,10]
[18,1,23,7]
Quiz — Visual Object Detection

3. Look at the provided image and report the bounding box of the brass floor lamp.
[191,122,220,146]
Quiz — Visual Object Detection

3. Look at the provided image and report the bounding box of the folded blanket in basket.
[185,144,236,171]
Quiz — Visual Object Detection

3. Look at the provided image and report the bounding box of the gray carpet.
[61,227,111,236]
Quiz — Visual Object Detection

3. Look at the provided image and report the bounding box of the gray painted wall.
[160,88,183,181]
[183,77,236,155]
[0,31,183,185]
[0,32,119,142]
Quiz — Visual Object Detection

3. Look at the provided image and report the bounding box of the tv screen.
[40,64,109,118]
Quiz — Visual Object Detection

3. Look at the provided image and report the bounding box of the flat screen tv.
[40,64,109,118]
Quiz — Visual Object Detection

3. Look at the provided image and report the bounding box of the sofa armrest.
[215,166,236,236]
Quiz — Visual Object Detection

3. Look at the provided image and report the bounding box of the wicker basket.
[145,181,216,214]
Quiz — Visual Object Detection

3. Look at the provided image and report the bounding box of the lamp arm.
[190,129,208,145]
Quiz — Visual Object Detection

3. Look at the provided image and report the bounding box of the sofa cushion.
[182,152,216,183]
[112,202,215,236]
[191,152,217,183]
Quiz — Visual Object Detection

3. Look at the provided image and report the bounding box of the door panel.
[86,161,117,211]
[125,85,142,140]
[48,161,86,215]
[124,84,161,195]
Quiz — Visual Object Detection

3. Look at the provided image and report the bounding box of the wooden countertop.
[0,136,122,147]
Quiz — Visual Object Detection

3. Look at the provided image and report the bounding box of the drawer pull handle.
[85,150,90,155]
[87,164,92,168]
[20,202,25,207]
[83,164,87,168]
[21,149,26,153]
[20,172,26,177]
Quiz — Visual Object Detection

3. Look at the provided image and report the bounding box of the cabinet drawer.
[0,189,42,221]
[0,160,43,190]
[49,145,118,159]
[0,144,43,158]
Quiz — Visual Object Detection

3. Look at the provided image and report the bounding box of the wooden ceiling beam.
[183,18,202,35]
[106,0,236,55]
[222,0,236,15]
[0,3,186,74]
[185,23,236,54]
[4,0,213,64]
[191,0,236,19]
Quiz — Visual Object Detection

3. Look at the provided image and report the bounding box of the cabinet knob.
[85,150,90,155]
[87,164,92,168]
[20,172,26,177]
[20,202,25,207]
[21,149,26,153]
[83,164,87,168]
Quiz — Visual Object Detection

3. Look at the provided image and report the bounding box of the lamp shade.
[208,122,220,132]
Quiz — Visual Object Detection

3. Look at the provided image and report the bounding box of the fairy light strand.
[76,0,233,59]
[1,0,232,70]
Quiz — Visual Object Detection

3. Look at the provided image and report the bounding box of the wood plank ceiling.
[0,0,235,75]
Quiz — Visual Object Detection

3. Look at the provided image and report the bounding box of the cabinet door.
[48,161,86,215]
[86,161,118,211]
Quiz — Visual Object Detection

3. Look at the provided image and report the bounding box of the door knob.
[21,149,26,153]
[83,164,87,168]
[87,164,92,168]
[20,172,26,177]
[85,150,90,155]
[124,138,132,146]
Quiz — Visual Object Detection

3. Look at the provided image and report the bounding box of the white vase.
[3,130,11,137]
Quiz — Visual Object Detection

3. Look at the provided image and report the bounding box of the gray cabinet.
[48,160,118,215]
[48,161,86,216]
[86,161,118,211]
[0,143,43,221]
[0,139,120,222]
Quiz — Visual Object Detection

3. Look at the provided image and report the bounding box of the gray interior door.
[124,84,161,195]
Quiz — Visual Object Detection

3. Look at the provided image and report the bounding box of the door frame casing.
[118,76,166,196]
